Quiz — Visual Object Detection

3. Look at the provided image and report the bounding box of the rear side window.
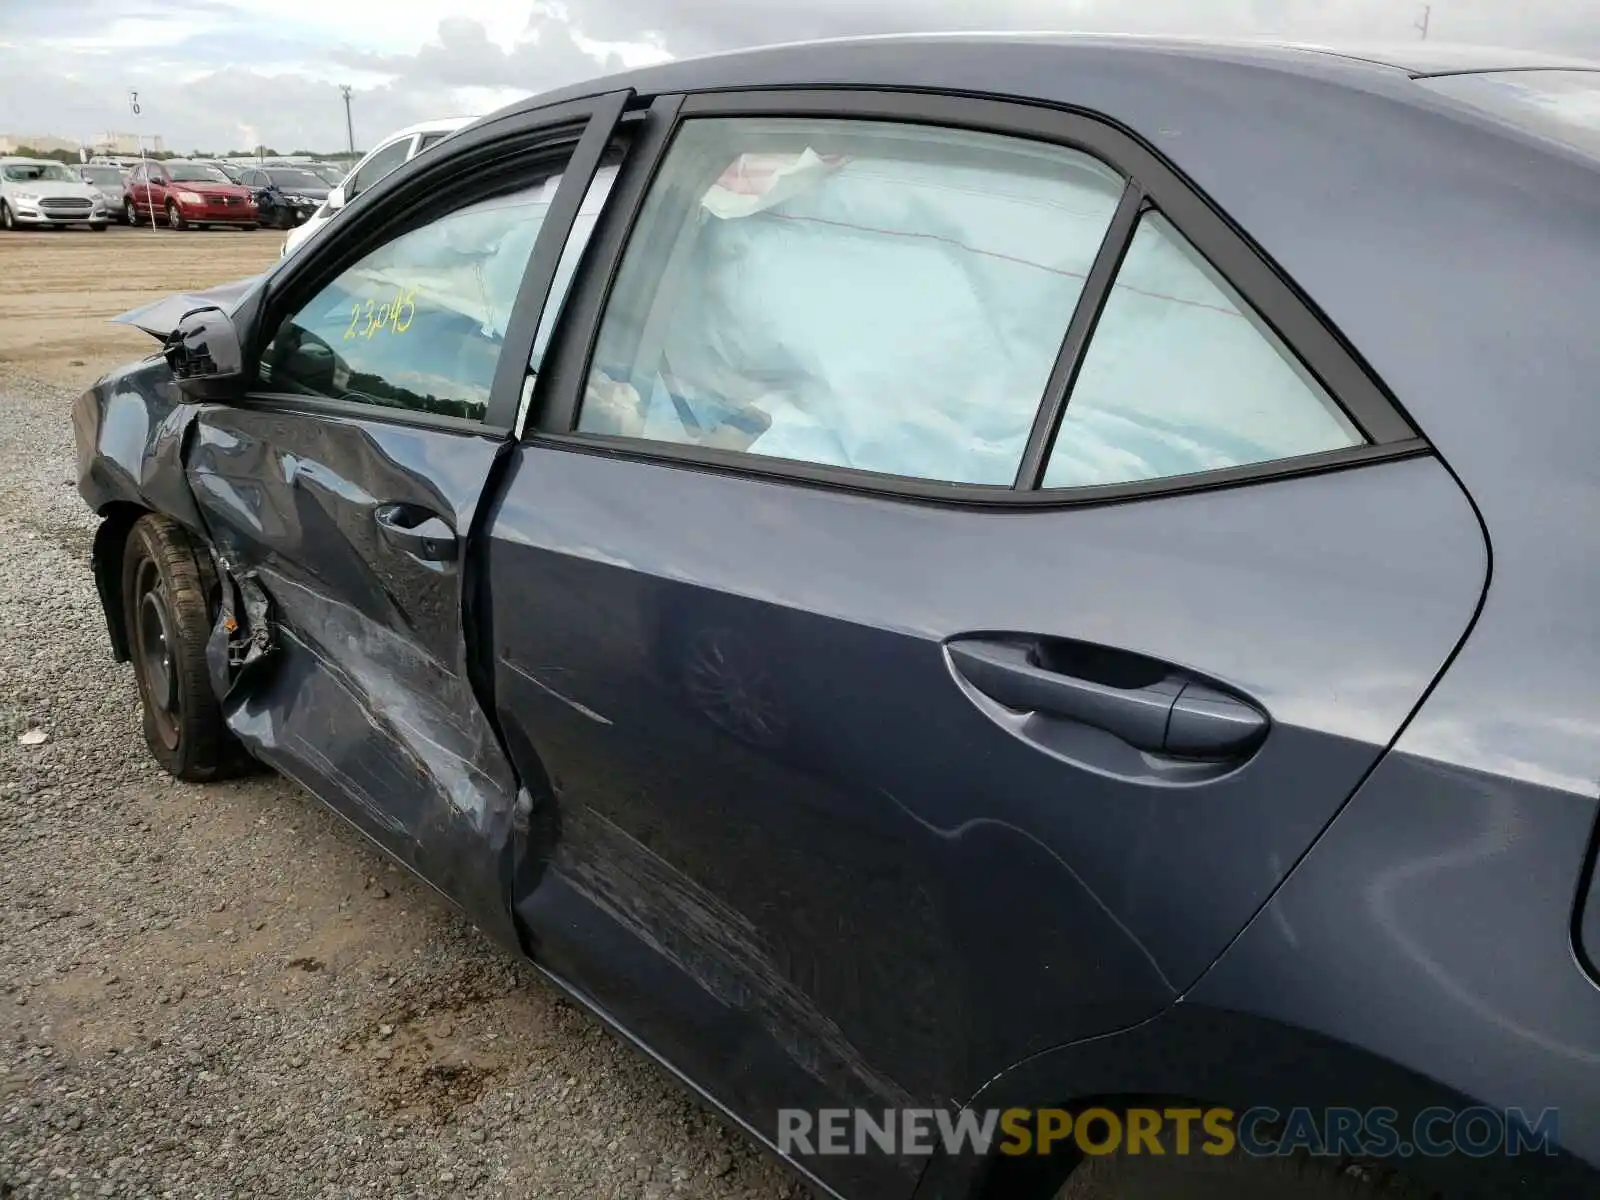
[1043,212,1362,487]
[578,116,1125,485]
[573,112,1373,492]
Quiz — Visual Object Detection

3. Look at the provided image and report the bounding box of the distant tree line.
[11,146,81,164]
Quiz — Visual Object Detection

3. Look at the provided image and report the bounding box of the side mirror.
[326,184,347,209]
[164,306,245,400]
[275,331,337,394]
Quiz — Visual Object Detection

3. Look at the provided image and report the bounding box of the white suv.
[0,158,109,231]
[280,116,476,258]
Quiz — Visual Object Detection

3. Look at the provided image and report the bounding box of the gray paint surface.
[71,35,1600,1199]
[485,444,1484,1196]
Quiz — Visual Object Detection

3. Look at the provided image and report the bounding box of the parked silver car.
[77,164,129,220]
[0,157,108,230]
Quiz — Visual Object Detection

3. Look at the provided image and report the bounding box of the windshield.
[82,166,123,186]
[266,169,324,190]
[1418,70,1600,160]
[308,164,347,184]
[3,162,77,183]
[167,163,230,183]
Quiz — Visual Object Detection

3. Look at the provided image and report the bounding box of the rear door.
[180,92,630,946]
[485,90,1486,1193]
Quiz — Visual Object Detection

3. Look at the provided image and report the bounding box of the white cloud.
[1,0,1597,151]
[39,18,218,54]
[266,0,535,53]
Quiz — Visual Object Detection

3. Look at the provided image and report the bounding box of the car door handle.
[374,503,458,562]
[946,637,1268,760]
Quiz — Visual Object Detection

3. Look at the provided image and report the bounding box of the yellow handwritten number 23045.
[344,288,417,341]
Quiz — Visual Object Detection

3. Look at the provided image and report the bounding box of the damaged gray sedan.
[70,35,1600,1200]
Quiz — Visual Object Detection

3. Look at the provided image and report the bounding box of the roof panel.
[1279,40,1600,76]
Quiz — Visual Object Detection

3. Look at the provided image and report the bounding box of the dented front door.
[187,411,521,938]
[179,94,630,945]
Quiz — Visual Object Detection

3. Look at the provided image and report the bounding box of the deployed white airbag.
[607,130,1126,484]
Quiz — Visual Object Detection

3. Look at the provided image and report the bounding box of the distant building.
[92,132,165,155]
[0,133,83,155]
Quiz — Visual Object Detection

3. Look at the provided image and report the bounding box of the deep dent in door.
[188,413,523,947]
[73,352,524,950]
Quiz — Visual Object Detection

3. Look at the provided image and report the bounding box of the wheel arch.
[91,501,150,661]
[92,502,222,663]
[912,1004,1594,1200]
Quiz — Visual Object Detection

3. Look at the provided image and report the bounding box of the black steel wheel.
[121,514,243,780]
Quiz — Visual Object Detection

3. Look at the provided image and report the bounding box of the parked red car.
[124,160,258,231]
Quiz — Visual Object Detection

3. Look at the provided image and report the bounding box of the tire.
[166,200,187,231]
[121,514,243,781]
[125,197,138,225]
[0,201,14,231]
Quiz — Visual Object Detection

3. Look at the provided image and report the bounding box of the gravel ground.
[0,362,806,1197]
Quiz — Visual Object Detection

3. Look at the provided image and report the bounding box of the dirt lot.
[0,228,804,1197]
[0,228,285,388]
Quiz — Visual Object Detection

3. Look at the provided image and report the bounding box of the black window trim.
[487,89,632,428]
[528,433,1430,510]
[235,89,635,434]
[1014,180,1146,489]
[528,86,1424,509]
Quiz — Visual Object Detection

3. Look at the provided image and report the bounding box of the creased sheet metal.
[181,409,523,950]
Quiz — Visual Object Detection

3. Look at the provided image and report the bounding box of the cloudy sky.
[0,0,1595,153]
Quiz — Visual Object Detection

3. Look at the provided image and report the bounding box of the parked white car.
[0,158,109,231]
[280,116,476,258]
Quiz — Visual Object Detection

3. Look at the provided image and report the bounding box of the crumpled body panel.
[73,359,208,535]
[73,334,523,949]
[183,408,521,947]
[217,568,519,943]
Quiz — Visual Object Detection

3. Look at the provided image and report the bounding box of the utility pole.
[1415,4,1431,39]
[339,85,355,155]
